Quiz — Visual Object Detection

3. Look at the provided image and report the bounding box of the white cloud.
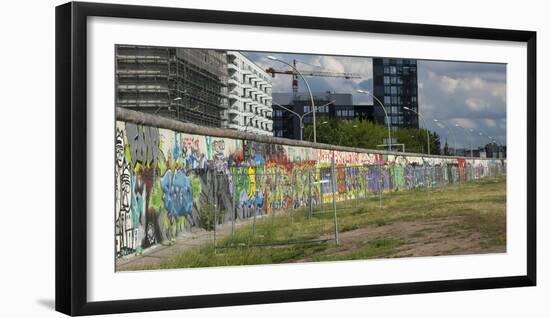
[245,51,506,148]
[483,118,497,127]
[418,60,506,147]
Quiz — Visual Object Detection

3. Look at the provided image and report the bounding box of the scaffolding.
[116,45,228,127]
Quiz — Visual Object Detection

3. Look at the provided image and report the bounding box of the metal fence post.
[252,203,257,237]
[252,170,258,237]
[364,171,368,201]
[353,167,361,208]
[231,172,235,240]
[308,170,313,219]
[290,177,294,224]
[331,154,339,245]
[320,169,324,213]
[213,171,217,252]
[379,164,383,209]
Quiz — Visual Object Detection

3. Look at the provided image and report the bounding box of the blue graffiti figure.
[239,189,251,207]
[253,153,265,166]
[130,174,145,225]
[161,170,193,217]
[255,190,264,208]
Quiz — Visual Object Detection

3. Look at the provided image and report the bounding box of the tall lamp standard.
[356,89,393,152]
[272,100,334,141]
[477,131,497,158]
[433,119,457,155]
[403,106,430,155]
[455,124,473,157]
[305,121,328,141]
[477,131,495,144]
[338,124,359,146]
[172,96,182,120]
[267,56,317,143]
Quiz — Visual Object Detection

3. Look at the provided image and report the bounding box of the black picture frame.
[55,1,536,316]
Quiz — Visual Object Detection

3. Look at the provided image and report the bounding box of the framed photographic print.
[55,1,536,316]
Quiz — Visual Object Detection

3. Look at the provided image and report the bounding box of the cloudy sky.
[243,52,506,149]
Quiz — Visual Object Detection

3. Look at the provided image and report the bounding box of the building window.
[384,96,391,104]
[304,105,311,112]
[384,76,390,85]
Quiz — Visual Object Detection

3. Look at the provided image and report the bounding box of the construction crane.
[265,59,362,94]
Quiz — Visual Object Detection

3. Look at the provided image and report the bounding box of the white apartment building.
[226,51,273,136]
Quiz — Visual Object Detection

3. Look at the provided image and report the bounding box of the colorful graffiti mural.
[115,121,506,258]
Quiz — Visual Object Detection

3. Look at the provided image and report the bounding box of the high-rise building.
[272,92,373,140]
[372,58,419,130]
[226,52,273,136]
[116,45,228,127]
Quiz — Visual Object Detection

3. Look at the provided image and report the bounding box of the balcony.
[228,63,240,73]
[228,123,241,130]
[227,77,240,87]
[230,115,240,124]
[228,90,241,100]
[228,108,241,116]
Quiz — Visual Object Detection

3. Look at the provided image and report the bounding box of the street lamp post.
[477,131,497,158]
[403,106,430,155]
[455,124,473,157]
[433,119,457,156]
[272,101,334,141]
[357,89,392,152]
[267,56,317,143]
[172,96,182,120]
[338,124,358,146]
[469,129,476,156]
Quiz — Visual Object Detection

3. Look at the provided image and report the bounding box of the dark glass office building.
[372,58,419,130]
[272,92,373,140]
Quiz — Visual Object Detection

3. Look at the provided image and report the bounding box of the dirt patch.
[314,216,505,261]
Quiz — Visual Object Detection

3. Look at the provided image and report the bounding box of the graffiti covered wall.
[115,120,506,258]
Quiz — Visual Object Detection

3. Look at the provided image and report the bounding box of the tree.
[304,119,441,155]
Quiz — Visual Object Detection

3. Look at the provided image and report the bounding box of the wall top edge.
[115,107,502,161]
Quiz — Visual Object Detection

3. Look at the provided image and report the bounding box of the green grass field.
[123,176,506,271]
